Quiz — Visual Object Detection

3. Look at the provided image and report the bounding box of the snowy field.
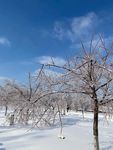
[0,111,113,150]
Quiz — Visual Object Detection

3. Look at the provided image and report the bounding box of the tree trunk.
[93,99,99,150]
[25,109,29,125]
[10,114,14,126]
[82,109,85,119]
[5,105,8,116]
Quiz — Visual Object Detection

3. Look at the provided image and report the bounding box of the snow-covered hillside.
[0,111,113,150]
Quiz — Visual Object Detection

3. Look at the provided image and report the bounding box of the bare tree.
[45,37,113,150]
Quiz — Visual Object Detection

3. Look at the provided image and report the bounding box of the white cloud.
[0,37,11,46]
[36,56,66,66]
[71,13,96,32]
[69,12,98,41]
[34,68,62,79]
[0,76,11,82]
[0,77,7,80]
[53,12,98,43]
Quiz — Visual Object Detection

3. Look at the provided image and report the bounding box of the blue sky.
[0,0,113,82]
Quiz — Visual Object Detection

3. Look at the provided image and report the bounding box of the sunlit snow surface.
[0,111,113,150]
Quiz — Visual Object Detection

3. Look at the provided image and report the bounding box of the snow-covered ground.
[0,111,113,150]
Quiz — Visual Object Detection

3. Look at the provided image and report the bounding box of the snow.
[0,111,113,150]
